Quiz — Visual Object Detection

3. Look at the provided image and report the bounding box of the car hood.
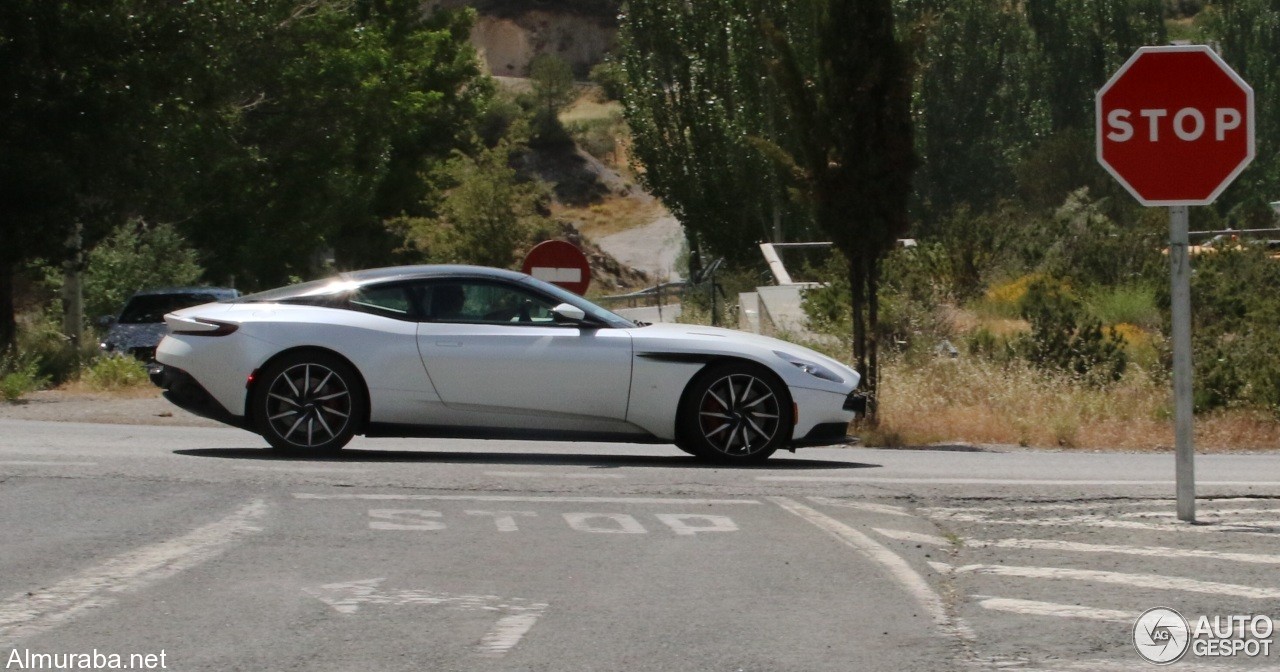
[629,323,859,388]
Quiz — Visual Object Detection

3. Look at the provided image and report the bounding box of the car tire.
[677,362,792,464]
[252,351,365,454]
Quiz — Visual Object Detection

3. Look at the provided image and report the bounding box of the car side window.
[349,285,413,319]
[422,281,558,325]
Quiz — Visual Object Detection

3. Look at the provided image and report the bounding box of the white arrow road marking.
[0,499,266,645]
[972,596,1138,623]
[873,527,1280,564]
[304,579,547,658]
[929,561,1280,599]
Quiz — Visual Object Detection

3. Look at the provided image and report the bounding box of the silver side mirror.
[550,303,587,324]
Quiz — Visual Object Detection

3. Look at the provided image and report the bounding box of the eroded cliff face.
[426,1,619,77]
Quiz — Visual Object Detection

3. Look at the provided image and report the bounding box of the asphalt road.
[2,418,1278,671]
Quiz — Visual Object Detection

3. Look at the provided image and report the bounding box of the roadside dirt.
[0,388,220,427]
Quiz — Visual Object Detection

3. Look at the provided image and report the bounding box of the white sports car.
[154,265,863,463]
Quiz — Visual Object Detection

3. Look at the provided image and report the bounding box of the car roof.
[232,265,533,304]
[129,286,241,298]
[340,265,528,285]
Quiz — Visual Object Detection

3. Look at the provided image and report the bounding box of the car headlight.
[774,351,844,383]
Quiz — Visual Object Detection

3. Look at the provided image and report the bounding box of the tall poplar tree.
[621,0,916,413]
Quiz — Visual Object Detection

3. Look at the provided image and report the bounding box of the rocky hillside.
[426,1,621,77]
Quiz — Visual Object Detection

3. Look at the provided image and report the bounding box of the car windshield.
[118,293,222,324]
[517,276,637,328]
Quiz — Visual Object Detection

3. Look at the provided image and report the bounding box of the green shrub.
[1085,284,1160,328]
[565,117,619,163]
[82,355,150,391]
[0,351,49,402]
[589,59,627,101]
[1017,279,1127,385]
[1180,246,1280,413]
[15,311,92,385]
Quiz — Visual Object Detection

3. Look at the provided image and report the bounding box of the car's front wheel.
[252,352,364,454]
[677,362,792,464]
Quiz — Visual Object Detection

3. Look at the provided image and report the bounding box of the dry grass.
[870,355,1280,452]
[551,194,668,239]
[559,95,622,125]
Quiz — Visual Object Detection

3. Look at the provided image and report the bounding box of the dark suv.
[100,287,240,362]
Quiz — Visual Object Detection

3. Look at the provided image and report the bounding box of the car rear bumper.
[151,364,249,430]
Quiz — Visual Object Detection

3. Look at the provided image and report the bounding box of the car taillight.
[171,318,239,336]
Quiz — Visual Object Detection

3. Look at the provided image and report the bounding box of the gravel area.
[0,389,219,427]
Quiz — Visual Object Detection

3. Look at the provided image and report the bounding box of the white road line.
[873,528,954,546]
[983,656,1244,672]
[0,461,98,467]
[758,476,1280,486]
[807,496,913,517]
[1119,508,1280,518]
[294,493,760,505]
[936,562,1280,599]
[922,500,1175,514]
[0,499,266,644]
[484,471,624,480]
[876,528,1280,564]
[928,511,1280,535]
[972,596,1137,623]
[769,497,973,641]
[234,465,369,474]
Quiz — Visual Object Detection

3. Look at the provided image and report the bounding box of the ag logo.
[1134,607,1191,665]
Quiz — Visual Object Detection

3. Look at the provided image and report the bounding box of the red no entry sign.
[1096,45,1254,206]
[521,240,591,295]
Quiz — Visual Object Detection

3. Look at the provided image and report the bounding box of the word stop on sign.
[1106,107,1244,143]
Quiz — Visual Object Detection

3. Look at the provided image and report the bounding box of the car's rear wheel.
[677,362,791,464]
[252,352,364,454]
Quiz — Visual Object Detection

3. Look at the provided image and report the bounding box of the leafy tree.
[529,54,577,115]
[396,142,552,268]
[82,221,204,322]
[1025,0,1165,133]
[902,1,1043,228]
[761,0,917,412]
[176,0,490,284]
[0,0,489,351]
[619,0,809,263]
[1213,0,1280,209]
[0,1,231,351]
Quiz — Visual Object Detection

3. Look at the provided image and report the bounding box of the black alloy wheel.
[253,352,364,454]
[677,362,791,463]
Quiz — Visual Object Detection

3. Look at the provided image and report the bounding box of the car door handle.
[434,340,463,347]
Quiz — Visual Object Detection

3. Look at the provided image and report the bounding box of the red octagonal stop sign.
[522,239,591,295]
[1097,45,1254,206]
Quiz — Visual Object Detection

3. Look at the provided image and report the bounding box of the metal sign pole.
[1169,205,1195,522]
